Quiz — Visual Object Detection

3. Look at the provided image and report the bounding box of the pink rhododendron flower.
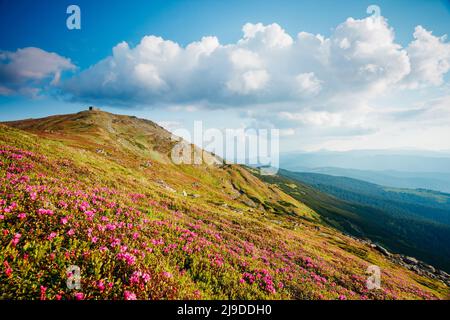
[58,201,68,209]
[124,291,137,300]
[151,238,164,246]
[84,210,95,220]
[141,273,151,283]
[79,201,90,212]
[97,281,105,292]
[38,208,53,215]
[130,272,140,285]
[74,292,84,300]
[11,233,21,246]
[4,261,12,278]
[40,286,47,300]
[110,238,121,247]
[116,252,136,265]
[47,232,57,241]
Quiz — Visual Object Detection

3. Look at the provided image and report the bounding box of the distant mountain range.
[297,167,450,194]
[280,150,450,193]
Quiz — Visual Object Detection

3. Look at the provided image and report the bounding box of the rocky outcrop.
[156,179,176,193]
[391,255,450,286]
[345,234,450,287]
[370,244,391,257]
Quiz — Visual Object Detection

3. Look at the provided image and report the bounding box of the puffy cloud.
[63,36,226,106]
[62,17,450,111]
[404,26,450,88]
[240,23,294,49]
[295,73,322,97]
[327,17,410,97]
[228,48,263,70]
[0,47,75,97]
[226,69,269,94]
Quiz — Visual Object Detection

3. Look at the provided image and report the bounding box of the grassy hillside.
[262,170,450,273]
[0,110,448,300]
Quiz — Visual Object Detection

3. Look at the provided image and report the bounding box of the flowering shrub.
[0,139,446,300]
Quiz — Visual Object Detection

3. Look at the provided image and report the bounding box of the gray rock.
[242,197,256,208]
[422,264,436,273]
[403,256,418,265]
[374,245,391,257]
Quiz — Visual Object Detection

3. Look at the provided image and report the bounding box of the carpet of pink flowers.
[0,144,443,300]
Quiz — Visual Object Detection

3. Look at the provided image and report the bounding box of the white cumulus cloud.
[404,26,450,88]
[62,16,450,113]
[0,47,75,97]
[295,72,322,97]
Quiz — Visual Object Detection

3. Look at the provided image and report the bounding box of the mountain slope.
[0,110,448,300]
[264,169,450,273]
[4,110,315,218]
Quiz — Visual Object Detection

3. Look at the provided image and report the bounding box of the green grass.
[0,111,448,300]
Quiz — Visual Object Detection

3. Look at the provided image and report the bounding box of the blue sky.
[1,0,449,68]
[1,0,450,152]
